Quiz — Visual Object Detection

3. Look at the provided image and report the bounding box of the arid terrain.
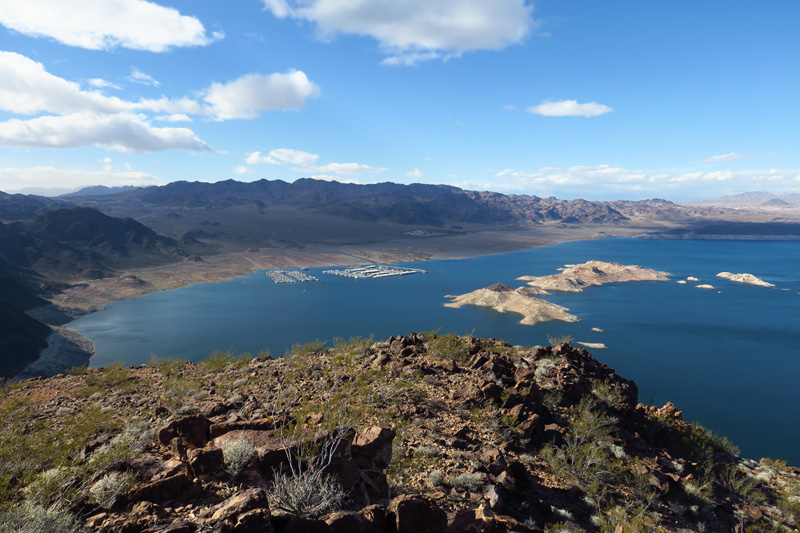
[1,334,798,532]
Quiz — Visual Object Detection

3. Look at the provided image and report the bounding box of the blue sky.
[0,0,798,201]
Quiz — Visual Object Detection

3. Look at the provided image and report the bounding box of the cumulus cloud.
[0,113,211,152]
[702,152,778,163]
[495,164,800,198]
[0,0,222,52]
[527,99,613,117]
[262,0,535,65]
[0,51,321,151]
[407,168,426,180]
[0,51,127,115]
[243,148,387,177]
[204,71,320,120]
[0,165,161,192]
[233,166,253,175]
[154,113,192,122]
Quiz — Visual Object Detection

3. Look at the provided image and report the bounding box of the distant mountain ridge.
[61,185,140,197]
[67,178,691,227]
[697,191,800,207]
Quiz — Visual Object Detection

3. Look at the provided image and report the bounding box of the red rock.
[158,414,212,448]
[129,473,193,504]
[387,495,447,533]
[187,447,223,477]
[326,511,375,533]
[352,427,396,469]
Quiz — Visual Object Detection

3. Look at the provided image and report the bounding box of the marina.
[322,265,426,279]
[265,270,319,284]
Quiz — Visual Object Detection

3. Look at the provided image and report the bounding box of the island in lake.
[444,283,578,325]
[517,260,671,292]
[717,271,775,287]
[445,261,671,326]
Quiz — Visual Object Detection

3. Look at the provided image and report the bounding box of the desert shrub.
[0,503,78,533]
[74,362,134,397]
[286,340,327,360]
[451,473,484,492]
[148,356,188,376]
[24,467,78,507]
[266,469,345,517]
[88,471,134,509]
[199,350,251,373]
[543,394,620,506]
[427,471,445,488]
[547,334,573,346]
[221,434,256,478]
[427,332,471,362]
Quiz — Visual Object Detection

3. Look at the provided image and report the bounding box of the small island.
[717,271,775,287]
[444,283,579,325]
[516,260,671,292]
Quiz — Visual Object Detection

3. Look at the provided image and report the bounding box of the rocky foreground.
[1,334,799,532]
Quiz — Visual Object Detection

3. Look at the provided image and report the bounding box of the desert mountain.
[61,185,140,197]
[0,190,66,222]
[0,207,188,279]
[63,179,696,227]
[696,191,800,207]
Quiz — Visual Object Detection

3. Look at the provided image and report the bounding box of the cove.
[68,238,800,465]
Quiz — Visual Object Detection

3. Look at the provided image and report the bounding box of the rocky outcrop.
[1,334,798,532]
[716,271,775,287]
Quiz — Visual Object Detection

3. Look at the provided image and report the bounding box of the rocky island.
[717,272,776,287]
[516,260,671,292]
[1,333,798,532]
[444,283,579,326]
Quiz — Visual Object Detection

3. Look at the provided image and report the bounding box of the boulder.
[158,415,212,448]
[210,488,270,527]
[386,495,447,533]
[352,427,396,469]
[187,447,224,477]
[326,511,376,533]
[129,473,193,504]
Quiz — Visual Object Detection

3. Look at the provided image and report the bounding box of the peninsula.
[444,283,578,325]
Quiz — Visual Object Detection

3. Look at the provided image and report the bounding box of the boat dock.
[322,265,426,279]
[266,270,320,284]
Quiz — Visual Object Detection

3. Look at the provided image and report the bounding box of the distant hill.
[64,178,700,227]
[0,207,188,279]
[698,191,800,207]
[0,190,65,222]
[61,185,139,197]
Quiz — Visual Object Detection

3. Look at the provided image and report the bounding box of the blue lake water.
[69,239,800,465]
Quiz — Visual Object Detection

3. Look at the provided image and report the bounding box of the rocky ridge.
[716,272,775,288]
[1,334,798,532]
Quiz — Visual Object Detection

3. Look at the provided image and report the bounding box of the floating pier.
[322,265,426,279]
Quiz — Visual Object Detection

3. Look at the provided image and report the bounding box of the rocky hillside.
[1,334,798,532]
[62,178,699,227]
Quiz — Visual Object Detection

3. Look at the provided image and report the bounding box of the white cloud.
[0,165,161,192]
[0,113,210,152]
[527,99,613,117]
[495,164,800,198]
[233,166,253,175]
[128,67,160,87]
[0,0,222,52]
[245,151,280,165]
[407,168,426,180]
[702,152,778,163]
[502,105,516,111]
[88,78,122,90]
[263,0,535,65]
[203,71,320,120]
[244,148,387,177]
[307,162,388,176]
[0,51,321,152]
[154,113,192,122]
[0,51,127,115]
[267,148,320,167]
